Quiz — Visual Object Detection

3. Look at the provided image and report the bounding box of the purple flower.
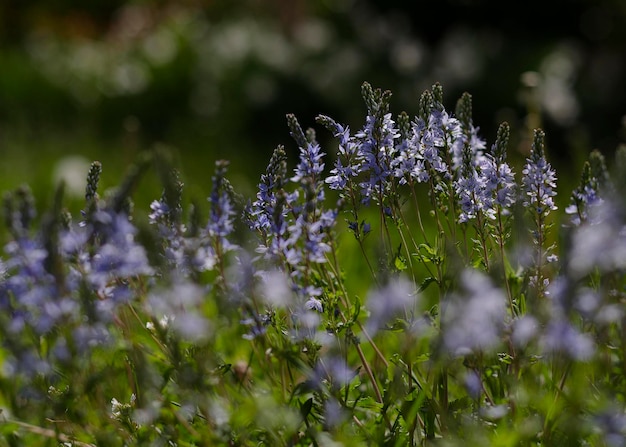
[319,116,363,194]
[455,168,488,223]
[565,159,604,226]
[569,199,626,278]
[541,320,595,361]
[594,409,626,447]
[521,130,557,217]
[292,141,325,183]
[207,161,236,240]
[356,111,399,204]
[365,277,416,335]
[305,296,323,313]
[88,211,153,288]
[479,154,516,213]
[463,370,482,400]
[392,124,428,185]
[442,269,506,356]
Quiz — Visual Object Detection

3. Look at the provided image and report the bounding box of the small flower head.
[522,129,558,217]
[565,150,609,226]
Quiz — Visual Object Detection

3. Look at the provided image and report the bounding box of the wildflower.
[253,114,337,269]
[453,92,486,173]
[355,82,400,205]
[594,409,626,447]
[248,145,289,234]
[257,270,293,307]
[305,296,323,313]
[311,356,356,391]
[479,123,517,215]
[290,139,325,185]
[418,113,449,177]
[522,129,557,217]
[463,370,482,400]
[207,161,237,241]
[318,115,363,194]
[442,268,506,356]
[541,319,595,361]
[565,151,608,226]
[365,277,416,335]
[241,313,270,340]
[87,210,153,298]
[455,167,487,223]
[521,129,558,296]
[569,199,626,278]
[511,315,539,348]
[301,285,324,313]
[148,199,171,224]
[147,281,211,342]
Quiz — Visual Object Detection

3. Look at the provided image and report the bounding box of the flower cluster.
[565,149,609,226]
[1,82,626,447]
[522,129,558,218]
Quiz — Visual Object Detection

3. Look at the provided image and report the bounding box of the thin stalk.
[496,209,514,314]
[325,244,389,368]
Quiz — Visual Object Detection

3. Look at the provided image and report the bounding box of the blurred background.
[1,0,625,211]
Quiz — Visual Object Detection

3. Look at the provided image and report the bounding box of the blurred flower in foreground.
[442,268,506,356]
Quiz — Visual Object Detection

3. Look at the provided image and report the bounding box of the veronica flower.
[428,107,465,175]
[148,197,189,274]
[456,153,516,225]
[418,114,449,178]
[149,199,171,224]
[191,161,239,274]
[86,209,153,298]
[521,130,558,295]
[568,199,626,278]
[207,162,236,239]
[354,83,400,205]
[455,167,488,223]
[356,112,398,204]
[442,268,507,356]
[541,319,595,361]
[1,237,71,335]
[365,277,416,335]
[318,115,363,194]
[392,119,429,185]
[481,123,516,216]
[147,280,212,342]
[280,115,336,267]
[247,146,290,257]
[565,151,609,226]
[594,409,626,447]
[292,141,325,184]
[522,130,557,218]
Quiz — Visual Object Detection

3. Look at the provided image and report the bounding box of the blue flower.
[521,130,557,217]
[442,269,506,356]
[565,160,603,226]
[292,142,325,184]
[320,117,363,194]
[541,319,595,361]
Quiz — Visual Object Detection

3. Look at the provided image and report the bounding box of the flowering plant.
[1,82,625,446]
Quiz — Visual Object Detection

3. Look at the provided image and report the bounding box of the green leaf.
[300,398,313,419]
[449,397,472,413]
[394,256,407,271]
[418,276,437,292]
